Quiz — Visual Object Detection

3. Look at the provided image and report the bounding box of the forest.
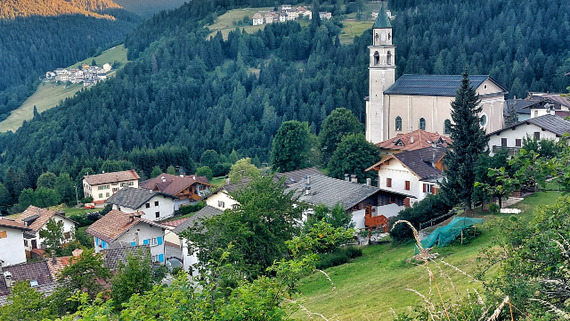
[0,0,568,208]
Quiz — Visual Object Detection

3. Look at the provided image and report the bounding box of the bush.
[488,203,499,213]
[390,194,452,242]
[315,246,362,270]
[177,201,206,216]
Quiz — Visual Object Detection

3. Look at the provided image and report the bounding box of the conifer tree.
[441,70,489,210]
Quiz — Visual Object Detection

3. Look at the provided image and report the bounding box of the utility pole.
[74,185,79,206]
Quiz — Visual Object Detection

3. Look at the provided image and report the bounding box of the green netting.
[416,217,483,253]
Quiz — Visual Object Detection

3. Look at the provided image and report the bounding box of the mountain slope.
[113,0,187,17]
[0,0,122,20]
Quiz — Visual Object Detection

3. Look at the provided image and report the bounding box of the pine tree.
[441,70,489,210]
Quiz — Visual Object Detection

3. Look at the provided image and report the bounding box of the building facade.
[83,170,140,203]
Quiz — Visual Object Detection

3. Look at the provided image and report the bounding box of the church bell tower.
[366,1,396,144]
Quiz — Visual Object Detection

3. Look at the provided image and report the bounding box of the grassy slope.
[0,45,128,133]
[292,192,561,320]
[207,8,272,39]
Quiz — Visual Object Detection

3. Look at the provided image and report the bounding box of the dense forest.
[0,0,122,19]
[0,10,141,121]
[0,0,568,208]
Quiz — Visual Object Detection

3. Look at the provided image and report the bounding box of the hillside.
[113,0,188,17]
[0,0,122,20]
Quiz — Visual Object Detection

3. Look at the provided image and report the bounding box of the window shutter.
[404,198,410,208]
[143,239,149,245]
[131,242,136,246]
[158,254,164,262]
[157,237,163,245]
[433,187,438,195]
[423,184,426,193]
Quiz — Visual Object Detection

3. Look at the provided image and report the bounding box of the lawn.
[207,8,272,39]
[0,45,128,133]
[291,191,561,320]
[339,20,371,44]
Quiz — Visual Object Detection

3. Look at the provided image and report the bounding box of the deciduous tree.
[270,120,312,172]
[319,108,362,165]
[328,133,380,183]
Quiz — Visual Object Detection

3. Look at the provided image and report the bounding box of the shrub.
[488,202,499,213]
[177,201,206,216]
[315,246,363,270]
[390,194,452,242]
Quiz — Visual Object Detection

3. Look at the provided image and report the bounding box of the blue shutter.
[158,254,164,262]
[95,237,99,246]
[157,237,163,245]
[130,241,136,246]
[143,239,149,245]
[102,241,107,249]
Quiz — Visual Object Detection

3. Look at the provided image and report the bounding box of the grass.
[210,176,227,187]
[0,45,128,133]
[339,20,371,44]
[291,191,561,320]
[207,8,272,39]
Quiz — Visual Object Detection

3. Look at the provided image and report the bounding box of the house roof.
[487,114,570,138]
[171,205,224,235]
[101,245,151,271]
[140,173,211,198]
[160,217,188,228]
[527,93,570,108]
[276,167,325,187]
[368,146,446,180]
[285,174,407,210]
[504,99,537,115]
[0,260,54,296]
[105,187,167,210]
[83,169,140,186]
[0,218,31,231]
[85,210,164,244]
[384,74,508,97]
[376,129,451,151]
[373,2,392,28]
[16,206,74,233]
[223,178,251,193]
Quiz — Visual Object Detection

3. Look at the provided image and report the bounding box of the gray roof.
[393,146,446,180]
[171,205,224,235]
[504,99,537,115]
[0,260,55,297]
[276,167,324,187]
[373,2,392,28]
[286,174,385,210]
[487,114,570,137]
[384,74,508,97]
[101,245,151,271]
[223,178,251,193]
[105,187,160,209]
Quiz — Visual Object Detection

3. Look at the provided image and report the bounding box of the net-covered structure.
[416,217,483,253]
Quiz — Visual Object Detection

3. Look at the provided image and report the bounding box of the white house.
[367,146,446,205]
[206,178,250,210]
[15,206,77,253]
[0,219,31,267]
[252,12,264,25]
[105,187,176,221]
[487,114,570,156]
[85,210,167,264]
[83,170,140,204]
[140,173,212,211]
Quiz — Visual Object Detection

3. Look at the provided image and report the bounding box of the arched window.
[387,51,392,65]
[395,116,402,131]
[419,118,426,130]
[373,51,380,66]
[444,119,451,135]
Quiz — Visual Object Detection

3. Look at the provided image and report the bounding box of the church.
[365,2,508,144]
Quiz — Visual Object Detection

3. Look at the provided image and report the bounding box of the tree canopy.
[270,120,312,172]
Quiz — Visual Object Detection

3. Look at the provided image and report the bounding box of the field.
[339,20,371,44]
[207,8,272,39]
[291,192,561,320]
[0,45,128,133]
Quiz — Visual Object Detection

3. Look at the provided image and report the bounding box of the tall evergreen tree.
[441,70,489,210]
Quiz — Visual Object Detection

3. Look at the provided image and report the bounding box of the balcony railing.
[492,145,520,155]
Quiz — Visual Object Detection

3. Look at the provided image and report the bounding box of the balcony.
[492,145,520,156]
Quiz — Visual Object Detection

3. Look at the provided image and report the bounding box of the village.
[44,63,112,87]
[251,4,331,26]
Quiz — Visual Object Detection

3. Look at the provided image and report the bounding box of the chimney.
[305,175,311,195]
[3,271,13,288]
[226,177,230,184]
[351,174,358,183]
[161,176,166,182]
[366,178,372,186]
[192,175,196,180]
[410,134,415,143]
[344,174,349,182]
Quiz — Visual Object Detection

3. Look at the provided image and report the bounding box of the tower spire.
[373,1,392,29]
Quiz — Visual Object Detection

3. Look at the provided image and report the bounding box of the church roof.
[384,74,507,97]
[373,2,392,28]
[376,129,451,151]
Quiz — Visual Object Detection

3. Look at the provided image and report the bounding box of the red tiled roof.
[85,210,164,243]
[0,218,31,231]
[140,173,211,198]
[161,217,188,228]
[83,169,140,186]
[16,206,61,233]
[376,129,451,151]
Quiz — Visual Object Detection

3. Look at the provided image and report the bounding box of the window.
[405,181,411,190]
[419,118,426,130]
[128,181,134,186]
[218,200,225,208]
[534,132,540,140]
[97,184,110,190]
[0,231,6,239]
[373,51,380,65]
[444,119,451,135]
[395,116,402,131]
[154,201,159,206]
[152,255,159,262]
[534,110,539,117]
[106,192,110,197]
[515,139,522,147]
[386,178,392,187]
[155,211,160,218]
[387,51,392,65]
[98,193,103,199]
[24,239,28,247]
[423,184,433,194]
[480,114,487,127]
[501,138,507,147]
[64,232,71,239]
[150,237,158,246]
[145,203,150,208]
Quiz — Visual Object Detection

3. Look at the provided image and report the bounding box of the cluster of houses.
[44,63,112,87]
[252,5,331,26]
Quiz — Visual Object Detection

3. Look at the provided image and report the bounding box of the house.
[15,206,77,254]
[285,174,413,229]
[375,129,450,157]
[105,187,176,221]
[367,146,447,204]
[264,12,278,23]
[85,210,166,264]
[487,114,570,156]
[525,92,570,119]
[366,2,508,144]
[276,167,324,187]
[296,6,312,19]
[170,205,224,275]
[252,12,264,25]
[319,12,332,20]
[206,178,250,210]
[141,173,212,210]
[0,260,58,306]
[504,99,536,122]
[0,218,31,266]
[83,169,140,204]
